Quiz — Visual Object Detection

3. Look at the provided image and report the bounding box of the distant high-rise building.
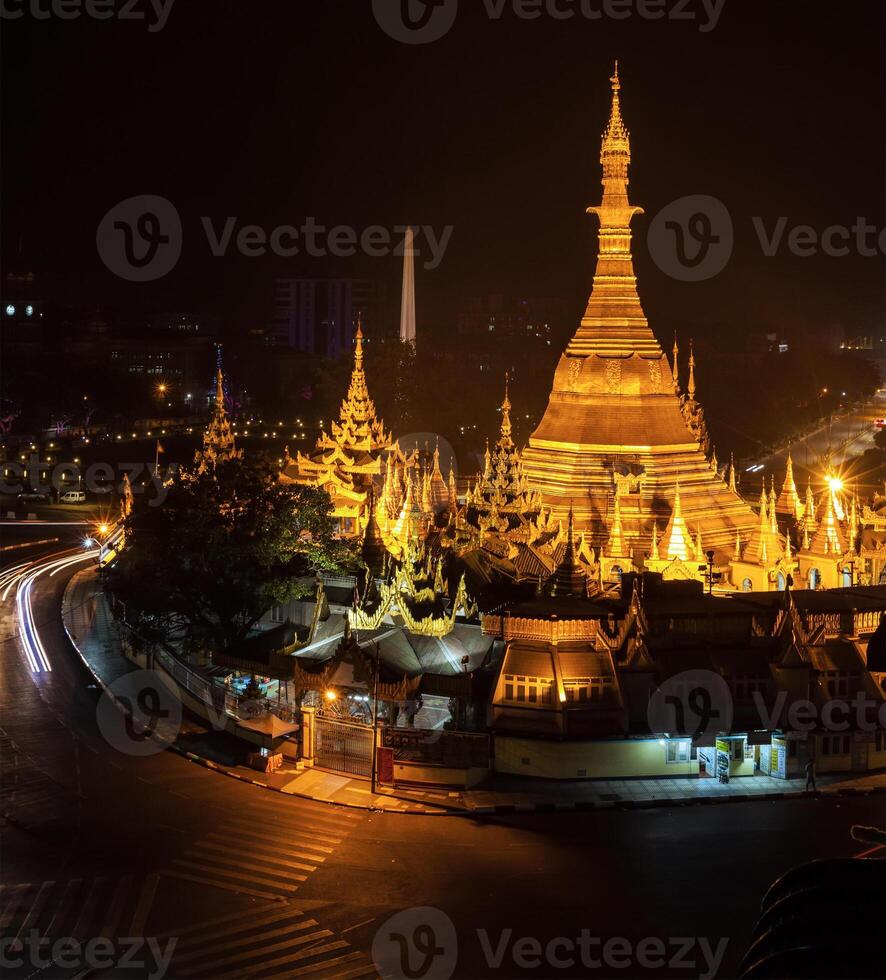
[273,278,386,358]
[399,227,416,347]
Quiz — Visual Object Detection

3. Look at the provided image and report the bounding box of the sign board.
[376,746,395,786]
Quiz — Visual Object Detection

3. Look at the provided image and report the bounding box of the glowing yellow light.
[324,690,337,702]
[825,475,843,492]
[99,524,109,535]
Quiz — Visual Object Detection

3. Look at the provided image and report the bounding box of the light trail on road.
[13,548,98,673]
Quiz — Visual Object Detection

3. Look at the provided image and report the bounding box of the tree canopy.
[107,455,352,655]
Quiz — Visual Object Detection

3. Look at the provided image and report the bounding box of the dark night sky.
[2,0,884,339]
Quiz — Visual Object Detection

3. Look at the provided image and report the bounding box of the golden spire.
[672,334,680,390]
[688,340,697,400]
[570,63,649,358]
[651,520,661,560]
[695,526,703,560]
[734,528,742,560]
[848,494,859,548]
[607,492,626,557]
[784,529,792,560]
[215,366,225,413]
[805,479,816,524]
[661,482,692,561]
[729,454,738,493]
[499,374,513,449]
[710,446,718,474]
[769,478,778,534]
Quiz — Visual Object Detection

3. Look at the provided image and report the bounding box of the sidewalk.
[64,568,886,817]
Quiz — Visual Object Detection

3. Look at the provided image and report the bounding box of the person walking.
[805,757,817,791]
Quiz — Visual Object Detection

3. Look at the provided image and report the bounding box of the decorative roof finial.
[688,340,697,400]
[672,333,680,390]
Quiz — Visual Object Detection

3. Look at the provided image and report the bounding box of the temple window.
[564,676,612,702]
[503,675,553,705]
[809,568,821,590]
[742,578,752,592]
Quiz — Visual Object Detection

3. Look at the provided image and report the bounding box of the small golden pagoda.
[465,377,543,535]
[521,65,758,553]
[192,367,243,475]
[281,323,391,534]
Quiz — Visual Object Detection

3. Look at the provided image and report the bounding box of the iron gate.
[314,716,374,777]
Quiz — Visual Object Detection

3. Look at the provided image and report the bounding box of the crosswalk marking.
[173,913,314,964]
[159,867,288,902]
[128,872,159,935]
[0,884,29,932]
[221,939,351,978]
[153,900,283,942]
[270,951,375,978]
[208,827,331,861]
[12,880,55,941]
[182,925,334,977]
[42,877,82,937]
[176,849,309,885]
[169,858,302,891]
[72,877,108,938]
[195,838,319,873]
[218,816,344,848]
[100,875,132,938]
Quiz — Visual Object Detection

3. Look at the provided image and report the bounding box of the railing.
[383,727,490,768]
[111,595,298,725]
[482,614,598,643]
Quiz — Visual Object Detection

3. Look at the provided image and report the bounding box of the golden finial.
[610,60,620,92]
[672,333,680,389]
[688,339,697,400]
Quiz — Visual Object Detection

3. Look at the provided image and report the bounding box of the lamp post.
[370,641,380,794]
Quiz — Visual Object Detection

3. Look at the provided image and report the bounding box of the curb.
[60,571,886,820]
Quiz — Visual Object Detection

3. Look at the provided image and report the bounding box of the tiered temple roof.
[282,323,391,532]
[520,64,758,553]
[192,367,243,476]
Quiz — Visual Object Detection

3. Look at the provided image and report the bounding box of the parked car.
[60,490,87,504]
[874,417,885,428]
[19,490,49,502]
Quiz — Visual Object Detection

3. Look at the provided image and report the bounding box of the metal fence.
[314,716,374,778]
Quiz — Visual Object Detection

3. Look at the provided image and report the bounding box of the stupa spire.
[568,63,651,358]
[672,334,680,390]
[728,454,738,493]
[688,341,697,399]
[500,374,513,449]
[661,482,693,561]
[607,492,627,557]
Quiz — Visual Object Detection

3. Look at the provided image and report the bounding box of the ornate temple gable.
[349,535,477,637]
[191,367,243,477]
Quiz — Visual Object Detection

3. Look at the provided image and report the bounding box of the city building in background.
[273,278,387,358]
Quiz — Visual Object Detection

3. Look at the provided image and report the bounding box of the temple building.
[191,367,243,476]
[520,65,758,556]
[281,323,391,535]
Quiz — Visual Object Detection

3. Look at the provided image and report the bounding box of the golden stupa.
[522,64,758,552]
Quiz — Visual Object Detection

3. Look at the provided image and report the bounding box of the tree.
[107,455,353,655]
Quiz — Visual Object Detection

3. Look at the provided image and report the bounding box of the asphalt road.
[751,390,886,492]
[1,533,883,980]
